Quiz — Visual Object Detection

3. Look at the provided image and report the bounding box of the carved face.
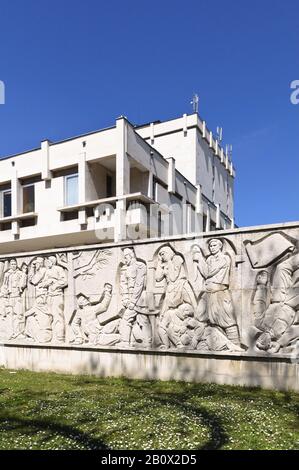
[181,304,194,319]
[47,256,56,268]
[257,271,269,286]
[192,246,201,261]
[35,258,44,270]
[159,247,173,262]
[9,260,17,271]
[123,249,134,266]
[208,239,222,255]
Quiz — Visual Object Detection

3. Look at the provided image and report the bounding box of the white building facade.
[0,113,235,255]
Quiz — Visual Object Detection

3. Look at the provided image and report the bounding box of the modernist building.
[0,113,235,254]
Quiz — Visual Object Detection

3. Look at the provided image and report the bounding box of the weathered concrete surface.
[0,343,298,392]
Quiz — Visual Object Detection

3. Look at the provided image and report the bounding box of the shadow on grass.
[0,417,110,450]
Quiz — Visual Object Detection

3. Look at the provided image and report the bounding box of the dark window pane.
[23,185,35,213]
[3,191,11,217]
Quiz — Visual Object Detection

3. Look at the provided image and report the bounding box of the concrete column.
[116,118,130,197]
[216,203,221,229]
[115,117,130,242]
[205,206,211,232]
[195,184,203,214]
[11,166,20,237]
[78,152,87,204]
[209,131,213,148]
[166,157,175,194]
[202,121,206,139]
[147,171,153,199]
[150,122,154,145]
[78,208,87,226]
[183,113,188,135]
[41,140,51,180]
[11,167,20,216]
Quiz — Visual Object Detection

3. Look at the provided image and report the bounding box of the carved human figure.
[29,257,47,299]
[2,259,27,339]
[192,239,241,346]
[71,283,116,345]
[24,293,53,343]
[41,256,67,343]
[155,245,197,348]
[119,248,151,348]
[156,246,196,312]
[255,253,299,353]
[158,303,194,349]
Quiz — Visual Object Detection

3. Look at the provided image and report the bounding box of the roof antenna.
[216,126,223,142]
[190,93,199,114]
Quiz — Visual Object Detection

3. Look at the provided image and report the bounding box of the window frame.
[22,183,35,214]
[64,173,79,206]
[2,189,12,218]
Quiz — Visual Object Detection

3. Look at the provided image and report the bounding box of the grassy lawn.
[0,368,298,450]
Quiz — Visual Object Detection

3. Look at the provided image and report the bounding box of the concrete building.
[0,113,235,254]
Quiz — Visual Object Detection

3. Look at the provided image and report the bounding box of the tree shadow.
[0,416,111,450]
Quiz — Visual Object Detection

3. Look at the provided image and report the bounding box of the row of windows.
[0,171,115,220]
[0,173,79,219]
[1,184,35,218]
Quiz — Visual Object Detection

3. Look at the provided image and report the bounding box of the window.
[3,190,11,218]
[23,184,35,213]
[65,174,78,206]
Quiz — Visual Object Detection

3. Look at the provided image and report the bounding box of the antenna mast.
[190,93,199,114]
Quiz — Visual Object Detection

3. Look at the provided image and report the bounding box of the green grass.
[0,368,298,450]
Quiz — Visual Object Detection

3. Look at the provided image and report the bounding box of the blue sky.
[0,0,298,227]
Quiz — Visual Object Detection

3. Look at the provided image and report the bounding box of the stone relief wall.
[0,226,299,357]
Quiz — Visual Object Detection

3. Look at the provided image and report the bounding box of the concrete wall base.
[0,343,298,392]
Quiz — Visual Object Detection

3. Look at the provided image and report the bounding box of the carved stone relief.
[0,228,299,358]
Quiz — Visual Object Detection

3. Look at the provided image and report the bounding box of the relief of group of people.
[0,239,245,352]
[1,235,298,354]
[71,239,244,352]
[0,256,67,343]
[251,252,299,354]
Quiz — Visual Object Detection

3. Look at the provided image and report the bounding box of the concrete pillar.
[78,208,87,226]
[209,131,213,148]
[78,152,87,204]
[150,122,154,145]
[115,118,130,242]
[166,157,175,194]
[183,113,188,135]
[147,171,153,199]
[205,206,211,232]
[11,166,20,237]
[11,166,20,216]
[202,121,206,139]
[116,118,130,197]
[195,184,202,214]
[216,203,221,229]
[41,140,51,180]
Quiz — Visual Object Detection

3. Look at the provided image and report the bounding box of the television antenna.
[216,126,223,142]
[190,93,199,113]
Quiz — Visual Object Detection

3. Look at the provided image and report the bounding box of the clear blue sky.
[0,0,298,227]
